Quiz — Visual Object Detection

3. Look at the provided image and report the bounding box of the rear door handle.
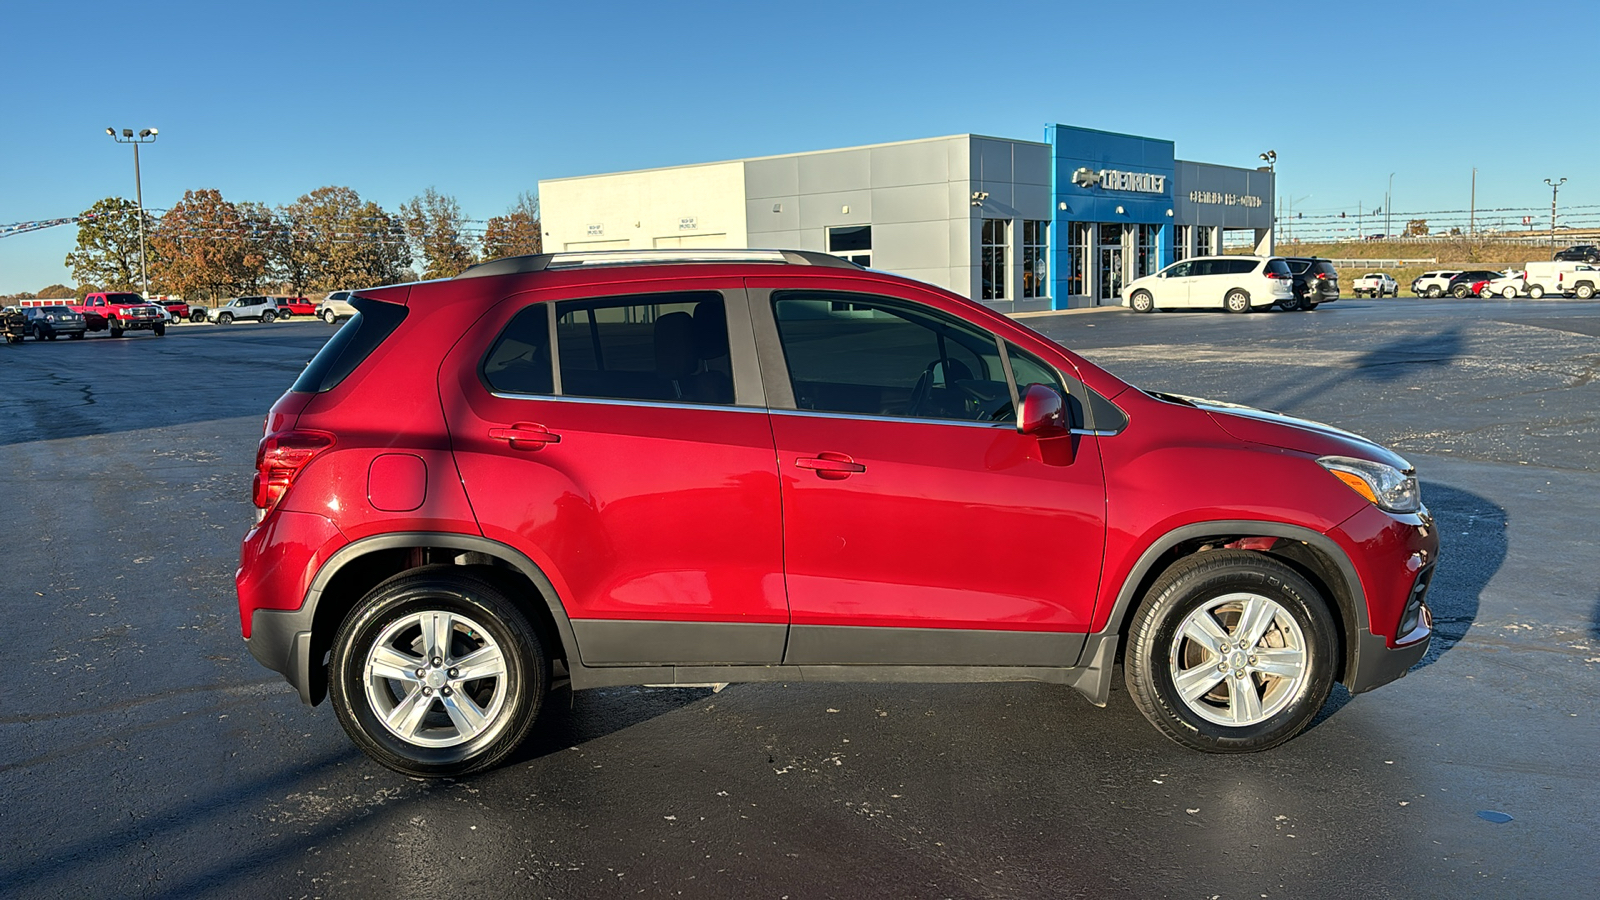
[488,424,561,450]
[795,452,865,479]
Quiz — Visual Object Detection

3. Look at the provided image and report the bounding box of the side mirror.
[1019,383,1067,436]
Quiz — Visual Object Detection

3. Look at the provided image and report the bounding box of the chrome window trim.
[769,408,1014,431]
[486,390,768,414]
[1071,428,1119,437]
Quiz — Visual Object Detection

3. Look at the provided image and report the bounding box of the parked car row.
[5,291,358,341]
[1406,261,1600,299]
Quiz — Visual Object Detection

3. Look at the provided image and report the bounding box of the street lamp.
[1258,150,1277,173]
[1259,151,1277,249]
[1544,177,1566,260]
[105,126,158,297]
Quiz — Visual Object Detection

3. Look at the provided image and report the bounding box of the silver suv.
[209,296,282,324]
[316,290,357,325]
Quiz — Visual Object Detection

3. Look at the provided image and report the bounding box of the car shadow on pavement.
[1239,324,1466,416]
[504,684,717,767]
[1310,480,1503,730]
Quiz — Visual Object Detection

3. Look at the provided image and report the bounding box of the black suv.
[1279,257,1340,311]
[1554,245,1600,263]
[1445,270,1502,299]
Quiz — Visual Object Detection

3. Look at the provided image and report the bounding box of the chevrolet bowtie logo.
[1072,167,1102,188]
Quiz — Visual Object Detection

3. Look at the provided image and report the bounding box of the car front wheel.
[329,568,549,777]
[1130,290,1155,313]
[1125,550,1336,753]
[218,312,233,324]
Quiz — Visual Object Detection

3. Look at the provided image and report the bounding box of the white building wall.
[539,162,748,252]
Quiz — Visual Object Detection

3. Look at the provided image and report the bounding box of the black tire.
[1302,300,1320,311]
[191,310,207,323]
[1452,285,1470,299]
[328,568,549,777]
[33,325,44,341]
[109,322,123,338]
[323,309,338,325]
[1279,294,1302,312]
[1426,286,1442,298]
[219,312,234,325]
[1224,290,1251,313]
[261,310,276,323]
[1124,550,1337,753]
[1130,290,1155,313]
[153,322,166,337]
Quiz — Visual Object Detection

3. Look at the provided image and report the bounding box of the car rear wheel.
[1501,285,1518,299]
[1224,290,1251,313]
[1278,294,1302,312]
[261,310,276,323]
[1302,300,1320,311]
[1576,284,1596,300]
[329,568,548,777]
[1452,285,1470,299]
[1426,286,1442,298]
[1125,550,1337,753]
[1528,285,1544,299]
[1130,290,1154,313]
[323,309,338,324]
[153,322,166,337]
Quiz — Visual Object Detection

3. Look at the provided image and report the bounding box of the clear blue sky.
[1,0,1591,293]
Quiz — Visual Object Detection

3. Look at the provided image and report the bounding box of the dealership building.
[538,124,1275,313]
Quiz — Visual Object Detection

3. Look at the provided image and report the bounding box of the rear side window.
[1230,259,1258,275]
[291,297,408,393]
[554,292,733,405]
[1266,260,1292,276]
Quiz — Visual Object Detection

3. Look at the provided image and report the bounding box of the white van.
[1525,261,1600,299]
[1122,256,1295,313]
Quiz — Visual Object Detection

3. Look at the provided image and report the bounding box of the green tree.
[264,205,315,298]
[481,192,541,260]
[400,187,477,278]
[283,186,412,292]
[65,197,157,292]
[148,189,270,302]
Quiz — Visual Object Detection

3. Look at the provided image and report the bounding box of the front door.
[1098,224,1125,305]
[439,283,788,667]
[750,281,1108,667]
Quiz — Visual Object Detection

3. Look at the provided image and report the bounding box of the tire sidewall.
[1131,291,1153,313]
[1127,552,1337,752]
[329,574,546,776]
[1225,290,1250,313]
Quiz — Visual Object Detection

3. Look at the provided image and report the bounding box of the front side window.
[1021,220,1049,300]
[1165,261,1193,278]
[981,219,1009,301]
[772,292,1011,423]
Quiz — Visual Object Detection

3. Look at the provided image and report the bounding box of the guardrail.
[1328,259,1436,268]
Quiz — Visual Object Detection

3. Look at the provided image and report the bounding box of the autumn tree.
[263,205,316,298]
[65,197,158,292]
[400,187,477,278]
[147,189,270,302]
[37,284,76,299]
[481,192,541,261]
[282,186,411,292]
[1404,218,1430,237]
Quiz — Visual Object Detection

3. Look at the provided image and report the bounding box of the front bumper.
[1330,502,1439,693]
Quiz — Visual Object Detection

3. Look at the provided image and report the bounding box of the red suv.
[238,250,1437,776]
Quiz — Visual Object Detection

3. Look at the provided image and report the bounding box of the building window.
[827,225,872,267]
[1021,220,1048,300]
[1066,222,1090,296]
[1172,225,1191,262]
[1138,224,1162,277]
[1196,225,1217,257]
[981,219,1009,301]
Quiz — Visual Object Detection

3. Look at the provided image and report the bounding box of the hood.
[1152,392,1413,472]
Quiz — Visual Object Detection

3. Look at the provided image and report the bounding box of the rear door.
[439,280,789,667]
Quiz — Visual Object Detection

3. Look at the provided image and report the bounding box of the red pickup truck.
[67,292,166,337]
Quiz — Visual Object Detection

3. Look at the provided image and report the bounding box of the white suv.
[1411,271,1460,298]
[316,290,358,325]
[1123,256,1294,314]
[208,296,281,324]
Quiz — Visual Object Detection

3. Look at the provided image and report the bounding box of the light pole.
[106,127,158,297]
[1544,177,1566,260]
[1259,151,1277,248]
[1385,172,1395,240]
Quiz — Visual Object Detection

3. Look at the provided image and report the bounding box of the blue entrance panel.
[1047,124,1176,309]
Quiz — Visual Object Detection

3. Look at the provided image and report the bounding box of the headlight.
[1318,455,1421,514]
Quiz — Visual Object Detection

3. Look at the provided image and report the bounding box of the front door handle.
[488,423,561,450]
[795,452,865,480]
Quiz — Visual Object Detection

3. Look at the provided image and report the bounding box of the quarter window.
[771,292,1011,423]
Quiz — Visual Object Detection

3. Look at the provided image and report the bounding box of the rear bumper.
[237,509,348,704]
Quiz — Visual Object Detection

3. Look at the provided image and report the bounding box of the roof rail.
[455,248,861,279]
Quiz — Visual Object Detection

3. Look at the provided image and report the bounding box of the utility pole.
[106,127,159,296]
[1385,172,1395,240]
[1470,168,1476,237]
[1544,177,1566,260]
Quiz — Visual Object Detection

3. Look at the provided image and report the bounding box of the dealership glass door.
[1098,224,1125,305]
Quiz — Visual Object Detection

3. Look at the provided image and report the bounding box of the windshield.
[105,293,144,303]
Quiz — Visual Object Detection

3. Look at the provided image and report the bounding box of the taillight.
[252,430,335,512]
[1315,272,1328,279]
[1266,271,1289,280]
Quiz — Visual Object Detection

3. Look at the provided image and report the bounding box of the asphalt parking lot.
[2,299,1597,899]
